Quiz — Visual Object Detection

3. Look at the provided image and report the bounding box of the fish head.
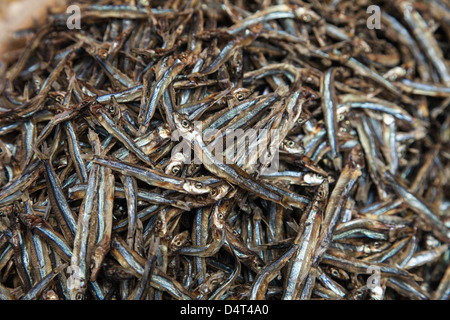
[165,162,183,175]
[183,179,211,194]
[209,183,231,200]
[194,271,226,296]
[231,87,252,101]
[212,201,229,230]
[169,230,190,252]
[165,153,186,176]
[304,172,326,185]
[326,266,350,280]
[280,138,304,155]
[173,112,195,140]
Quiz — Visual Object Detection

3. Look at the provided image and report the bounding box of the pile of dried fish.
[0,0,449,300]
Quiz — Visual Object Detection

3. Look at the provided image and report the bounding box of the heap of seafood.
[0,0,449,300]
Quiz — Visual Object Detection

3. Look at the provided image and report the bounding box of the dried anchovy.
[0,0,448,301]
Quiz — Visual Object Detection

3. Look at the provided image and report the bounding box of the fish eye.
[108,105,116,114]
[55,96,64,103]
[171,166,180,174]
[75,293,84,300]
[195,182,203,189]
[218,213,224,219]
[338,114,345,122]
[236,93,244,100]
[210,188,217,196]
[181,119,190,128]
[287,140,295,147]
[332,269,339,277]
